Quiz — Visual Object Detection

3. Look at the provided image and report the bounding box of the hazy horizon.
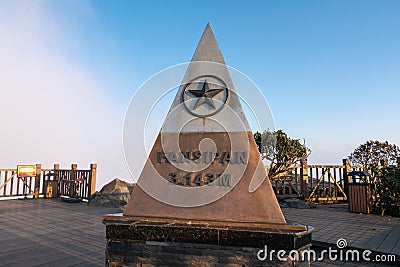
[1,0,399,189]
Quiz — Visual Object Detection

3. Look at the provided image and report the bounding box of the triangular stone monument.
[104,24,312,266]
[124,23,286,226]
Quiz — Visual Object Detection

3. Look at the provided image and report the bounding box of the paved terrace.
[284,204,400,255]
[0,199,399,266]
[283,204,400,266]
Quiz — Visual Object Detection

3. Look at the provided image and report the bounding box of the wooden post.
[343,158,351,198]
[54,164,60,197]
[89,164,97,197]
[300,157,309,199]
[34,164,42,198]
[54,164,60,181]
[68,164,77,198]
[71,164,77,180]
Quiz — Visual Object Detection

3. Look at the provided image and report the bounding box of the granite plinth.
[103,215,313,267]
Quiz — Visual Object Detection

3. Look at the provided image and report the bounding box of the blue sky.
[1,0,399,187]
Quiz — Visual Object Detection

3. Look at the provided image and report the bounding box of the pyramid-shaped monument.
[124,24,286,226]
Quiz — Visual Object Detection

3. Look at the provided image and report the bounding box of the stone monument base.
[103,215,313,267]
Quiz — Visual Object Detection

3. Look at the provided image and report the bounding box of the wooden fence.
[270,158,365,203]
[0,164,97,200]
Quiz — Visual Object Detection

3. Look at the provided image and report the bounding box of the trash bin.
[347,171,372,214]
[44,172,59,198]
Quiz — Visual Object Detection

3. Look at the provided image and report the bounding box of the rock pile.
[89,178,135,211]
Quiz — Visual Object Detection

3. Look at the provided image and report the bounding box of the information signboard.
[17,165,37,178]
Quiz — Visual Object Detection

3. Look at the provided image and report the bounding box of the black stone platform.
[103,215,313,266]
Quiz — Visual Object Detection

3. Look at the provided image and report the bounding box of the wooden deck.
[0,199,119,267]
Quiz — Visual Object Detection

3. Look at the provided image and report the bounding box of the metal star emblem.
[186,80,224,110]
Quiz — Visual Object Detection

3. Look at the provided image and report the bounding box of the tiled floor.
[283,204,400,266]
[283,204,400,256]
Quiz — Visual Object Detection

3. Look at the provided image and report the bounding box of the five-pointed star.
[186,80,224,110]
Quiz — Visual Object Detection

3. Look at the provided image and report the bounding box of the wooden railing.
[269,158,365,203]
[0,164,97,200]
[307,164,349,203]
[57,164,97,200]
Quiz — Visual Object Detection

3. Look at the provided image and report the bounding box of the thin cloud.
[0,1,131,189]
